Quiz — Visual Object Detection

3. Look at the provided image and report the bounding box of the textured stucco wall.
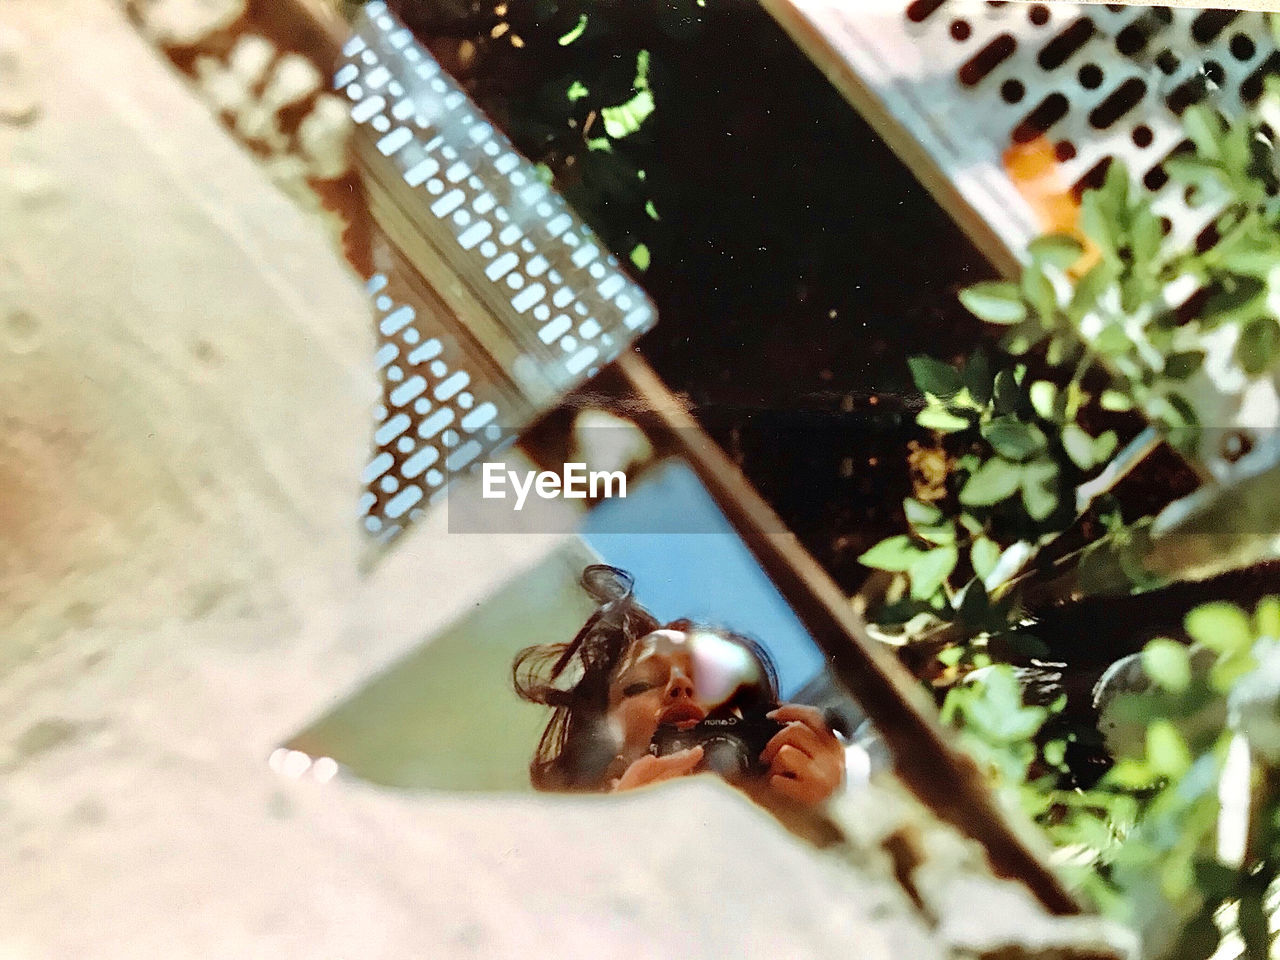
[0,3,1131,957]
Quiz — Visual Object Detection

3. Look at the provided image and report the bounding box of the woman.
[513,565,845,809]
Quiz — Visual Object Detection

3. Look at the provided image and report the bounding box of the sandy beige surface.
[0,3,944,957]
[0,2,1142,957]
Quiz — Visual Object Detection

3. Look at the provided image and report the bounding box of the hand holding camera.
[629,702,844,806]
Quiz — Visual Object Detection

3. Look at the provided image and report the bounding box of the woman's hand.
[609,746,704,792]
[759,704,845,807]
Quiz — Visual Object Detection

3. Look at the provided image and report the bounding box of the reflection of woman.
[513,565,844,810]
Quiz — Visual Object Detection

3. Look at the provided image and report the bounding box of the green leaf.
[1142,638,1192,693]
[630,243,651,271]
[634,49,651,89]
[1164,155,1230,200]
[1020,459,1059,521]
[858,535,922,572]
[558,13,589,45]
[1007,631,1049,659]
[1081,163,1131,260]
[992,368,1022,416]
[1028,233,1084,269]
[957,577,990,624]
[1000,325,1040,356]
[958,281,1027,325]
[1092,430,1118,464]
[1096,160,1131,217]
[1215,224,1277,276]
[1068,263,1114,321]
[1237,315,1280,376]
[1080,193,1116,262]
[959,457,1022,507]
[1020,261,1058,321]
[1043,739,1067,767]
[1100,389,1133,411]
[1147,391,1199,432]
[1063,424,1115,469]
[1062,423,1094,469]
[601,89,655,139]
[903,498,943,527]
[1203,275,1265,328]
[962,350,993,405]
[1182,105,1225,160]
[982,416,1047,461]
[1094,322,1131,356]
[1172,913,1221,960]
[1044,333,1076,367]
[1129,206,1165,266]
[1210,650,1256,693]
[1256,596,1280,637]
[1108,758,1159,790]
[908,355,963,398]
[1163,350,1205,381]
[1191,859,1237,899]
[1029,380,1058,421]
[909,545,958,599]
[1239,890,1270,960]
[566,80,590,103]
[1185,602,1253,654]
[916,522,956,546]
[971,536,1001,582]
[1146,720,1191,776]
[916,405,970,433]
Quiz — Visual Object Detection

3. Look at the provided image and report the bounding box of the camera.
[649,711,783,780]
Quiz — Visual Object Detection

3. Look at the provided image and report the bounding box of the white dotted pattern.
[813,1,1280,473]
[361,271,511,539]
[345,2,657,538]
[881,2,1278,253]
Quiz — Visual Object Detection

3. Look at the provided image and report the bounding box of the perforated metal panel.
[769,0,1280,477]
[340,2,657,537]
[358,268,507,532]
[790,2,1276,255]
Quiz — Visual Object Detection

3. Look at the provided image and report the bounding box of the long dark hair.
[513,564,779,791]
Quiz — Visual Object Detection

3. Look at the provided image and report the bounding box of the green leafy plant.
[864,82,1280,659]
[961,85,1280,458]
[859,348,1119,637]
[872,83,1280,959]
[947,599,1280,960]
[408,0,725,272]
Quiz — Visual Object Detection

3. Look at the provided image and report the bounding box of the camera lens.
[701,735,751,778]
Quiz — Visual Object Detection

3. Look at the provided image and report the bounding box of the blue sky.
[581,460,825,697]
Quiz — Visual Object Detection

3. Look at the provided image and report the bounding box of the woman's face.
[602,628,764,770]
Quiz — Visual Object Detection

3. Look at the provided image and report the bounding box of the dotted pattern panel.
[894,1,1277,254]
[795,0,1280,475]
[342,2,657,537]
[359,270,512,540]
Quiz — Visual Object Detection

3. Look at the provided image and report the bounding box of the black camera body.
[650,712,783,780]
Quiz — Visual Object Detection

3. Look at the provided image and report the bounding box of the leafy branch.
[947,598,1280,960]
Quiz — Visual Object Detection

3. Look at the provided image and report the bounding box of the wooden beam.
[613,351,1080,915]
